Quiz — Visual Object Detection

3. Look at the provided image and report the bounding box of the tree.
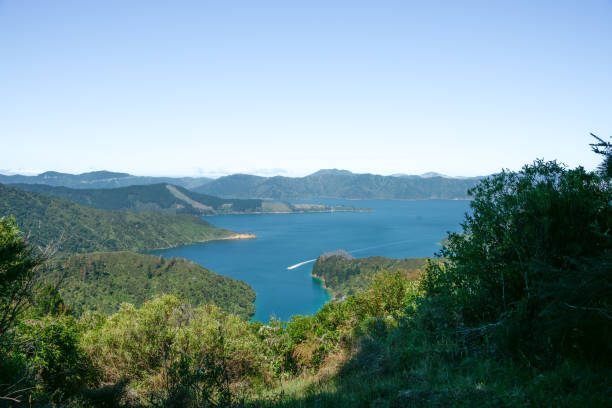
[424,160,612,362]
[590,133,612,178]
[0,217,45,340]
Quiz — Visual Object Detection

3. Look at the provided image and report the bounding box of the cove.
[150,199,470,322]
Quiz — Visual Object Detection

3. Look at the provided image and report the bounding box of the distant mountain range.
[390,171,475,179]
[194,169,483,200]
[0,170,213,190]
[1,169,484,200]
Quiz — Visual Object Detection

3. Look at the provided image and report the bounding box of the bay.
[150,199,470,322]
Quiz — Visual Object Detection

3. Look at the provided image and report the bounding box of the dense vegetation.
[0,170,212,190]
[425,159,612,364]
[194,170,481,200]
[1,140,610,407]
[11,183,263,215]
[0,184,237,254]
[40,252,255,319]
[312,250,426,298]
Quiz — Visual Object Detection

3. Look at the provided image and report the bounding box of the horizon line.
[0,168,490,180]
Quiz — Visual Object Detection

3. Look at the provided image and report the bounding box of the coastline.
[310,272,338,300]
[207,208,372,216]
[213,233,257,240]
[311,273,335,300]
[150,232,257,251]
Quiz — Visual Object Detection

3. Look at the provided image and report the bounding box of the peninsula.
[8,183,370,216]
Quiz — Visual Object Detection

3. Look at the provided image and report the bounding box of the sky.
[1,1,611,178]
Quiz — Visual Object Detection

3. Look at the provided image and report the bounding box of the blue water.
[150,199,470,322]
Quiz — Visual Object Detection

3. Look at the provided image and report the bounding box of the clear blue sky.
[1,0,611,177]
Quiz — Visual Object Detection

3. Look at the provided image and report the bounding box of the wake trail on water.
[348,239,414,255]
[287,240,414,270]
[286,259,317,270]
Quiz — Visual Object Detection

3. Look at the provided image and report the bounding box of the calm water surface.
[151,199,470,322]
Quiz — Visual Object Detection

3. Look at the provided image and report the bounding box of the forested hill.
[312,250,427,298]
[194,170,481,200]
[0,184,239,254]
[11,183,262,215]
[0,170,212,190]
[41,251,256,319]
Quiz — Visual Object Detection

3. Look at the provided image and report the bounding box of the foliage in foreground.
[81,295,270,406]
[423,160,611,364]
[40,251,256,319]
[0,217,44,340]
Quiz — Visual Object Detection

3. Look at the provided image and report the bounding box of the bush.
[0,217,44,339]
[423,160,612,363]
[81,295,272,405]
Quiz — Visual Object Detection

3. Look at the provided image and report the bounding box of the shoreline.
[207,208,372,216]
[213,233,257,240]
[310,272,339,300]
[235,197,473,202]
[311,273,335,300]
[150,232,257,251]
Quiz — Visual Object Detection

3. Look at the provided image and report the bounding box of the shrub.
[11,315,92,399]
[81,295,272,404]
[423,160,612,363]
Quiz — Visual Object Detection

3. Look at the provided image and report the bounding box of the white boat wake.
[287,240,414,271]
[287,259,317,270]
[348,239,413,255]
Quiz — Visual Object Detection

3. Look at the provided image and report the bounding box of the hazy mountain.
[0,170,212,190]
[309,169,355,176]
[194,170,483,200]
[390,171,482,179]
[2,169,483,200]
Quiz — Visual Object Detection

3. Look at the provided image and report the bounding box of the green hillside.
[11,183,262,215]
[40,251,256,319]
[312,250,427,298]
[194,170,481,200]
[0,183,239,254]
[10,183,369,215]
